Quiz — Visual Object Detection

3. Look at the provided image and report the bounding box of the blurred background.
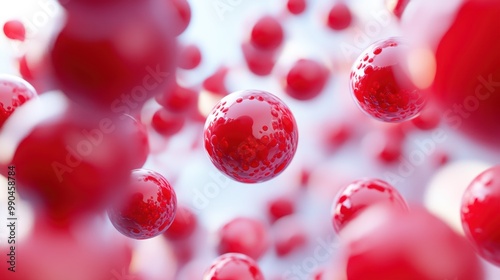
[1,0,500,279]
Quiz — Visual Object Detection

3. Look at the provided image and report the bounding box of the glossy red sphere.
[108,169,177,239]
[326,2,353,31]
[343,206,484,280]
[287,0,306,15]
[332,178,408,233]
[11,105,141,224]
[203,253,264,280]
[250,16,284,51]
[461,166,500,266]
[350,38,426,122]
[204,90,299,183]
[50,1,177,111]
[0,74,37,128]
[283,59,329,101]
[163,205,198,240]
[217,217,269,260]
[3,19,25,41]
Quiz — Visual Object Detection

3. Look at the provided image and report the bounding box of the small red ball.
[283,59,329,101]
[3,20,26,41]
[163,205,197,240]
[350,38,426,122]
[326,2,353,31]
[332,178,408,233]
[108,169,177,240]
[250,16,284,51]
[217,217,269,260]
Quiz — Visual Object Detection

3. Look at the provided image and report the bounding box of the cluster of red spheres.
[1,0,500,279]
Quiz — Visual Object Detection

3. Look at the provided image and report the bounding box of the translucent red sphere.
[203,253,264,280]
[0,75,37,128]
[108,169,177,240]
[350,38,426,122]
[331,178,408,233]
[204,90,299,183]
[461,166,500,266]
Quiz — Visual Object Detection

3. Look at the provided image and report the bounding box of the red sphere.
[0,74,37,128]
[3,19,25,41]
[421,0,500,149]
[203,253,264,280]
[178,44,202,70]
[331,178,408,233]
[350,38,426,122]
[286,0,307,15]
[217,217,269,260]
[171,0,192,35]
[151,108,186,137]
[343,206,484,280]
[326,2,353,31]
[11,103,141,224]
[204,90,299,183]
[50,1,177,111]
[462,166,500,266]
[163,205,198,240]
[283,59,329,100]
[272,215,308,257]
[267,196,295,222]
[108,169,177,239]
[242,42,277,76]
[250,16,284,51]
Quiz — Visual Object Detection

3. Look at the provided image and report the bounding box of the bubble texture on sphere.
[350,38,426,122]
[204,90,298,183]
[462,166,500,266]
[108,169,177,240]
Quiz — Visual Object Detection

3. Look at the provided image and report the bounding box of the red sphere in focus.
[204,90,299,183]
[108,169,177,239]
[350,38,426,122]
